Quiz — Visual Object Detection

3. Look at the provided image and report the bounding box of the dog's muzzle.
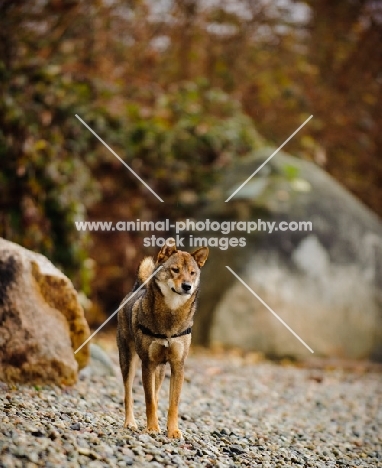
[171,282,192,295]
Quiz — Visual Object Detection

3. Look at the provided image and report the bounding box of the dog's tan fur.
[117,238,208,438]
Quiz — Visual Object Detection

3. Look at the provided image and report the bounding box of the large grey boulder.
[0,238,90,385]
[193,149,382,360]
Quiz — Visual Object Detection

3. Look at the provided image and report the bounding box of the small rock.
[230,444,244,454]
[138,434,153,444]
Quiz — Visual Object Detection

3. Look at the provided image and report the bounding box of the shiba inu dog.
[117,238,209,438]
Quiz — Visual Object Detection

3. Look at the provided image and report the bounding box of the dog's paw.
[145,424,161,435]
[167,428,183,439]
[124,420,138,431]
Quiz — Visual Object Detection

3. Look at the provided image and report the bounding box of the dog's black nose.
[181,282,192,292]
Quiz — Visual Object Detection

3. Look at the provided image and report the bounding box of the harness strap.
[138,323,192,339]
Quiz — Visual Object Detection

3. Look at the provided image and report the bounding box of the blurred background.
[1,0,382,358]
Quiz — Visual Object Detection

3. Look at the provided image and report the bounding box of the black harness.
[138,323,192,339]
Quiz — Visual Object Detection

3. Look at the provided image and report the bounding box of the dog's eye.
[190,271,195,276]
[172,267,179,273]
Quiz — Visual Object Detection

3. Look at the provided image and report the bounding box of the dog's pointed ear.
[191,247,209,268]
[157,238,177,264]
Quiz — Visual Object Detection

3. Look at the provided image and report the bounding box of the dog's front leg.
[167,362,184,439]
[142,361,160,434]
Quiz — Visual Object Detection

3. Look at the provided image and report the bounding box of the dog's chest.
[148,339,184,364]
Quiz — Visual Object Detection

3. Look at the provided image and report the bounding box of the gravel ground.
[0,350,381,468]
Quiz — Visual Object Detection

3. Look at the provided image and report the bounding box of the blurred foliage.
[1,0,381,318]
[122,82,263,213]
[0,63,91,281]
[0,51,122,288]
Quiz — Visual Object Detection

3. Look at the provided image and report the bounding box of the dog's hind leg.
[119,345,138,430]
[155,364,166,406]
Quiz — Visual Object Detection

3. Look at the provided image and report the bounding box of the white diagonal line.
[226,266,314,353]
[75,114,164,202]
[74,266,163,355]
[225,115,313,202]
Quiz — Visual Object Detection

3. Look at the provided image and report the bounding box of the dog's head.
[154,238,208,305]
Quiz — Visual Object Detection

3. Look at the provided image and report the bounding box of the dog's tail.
[138,257,155,283]
[132,256,155,291]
